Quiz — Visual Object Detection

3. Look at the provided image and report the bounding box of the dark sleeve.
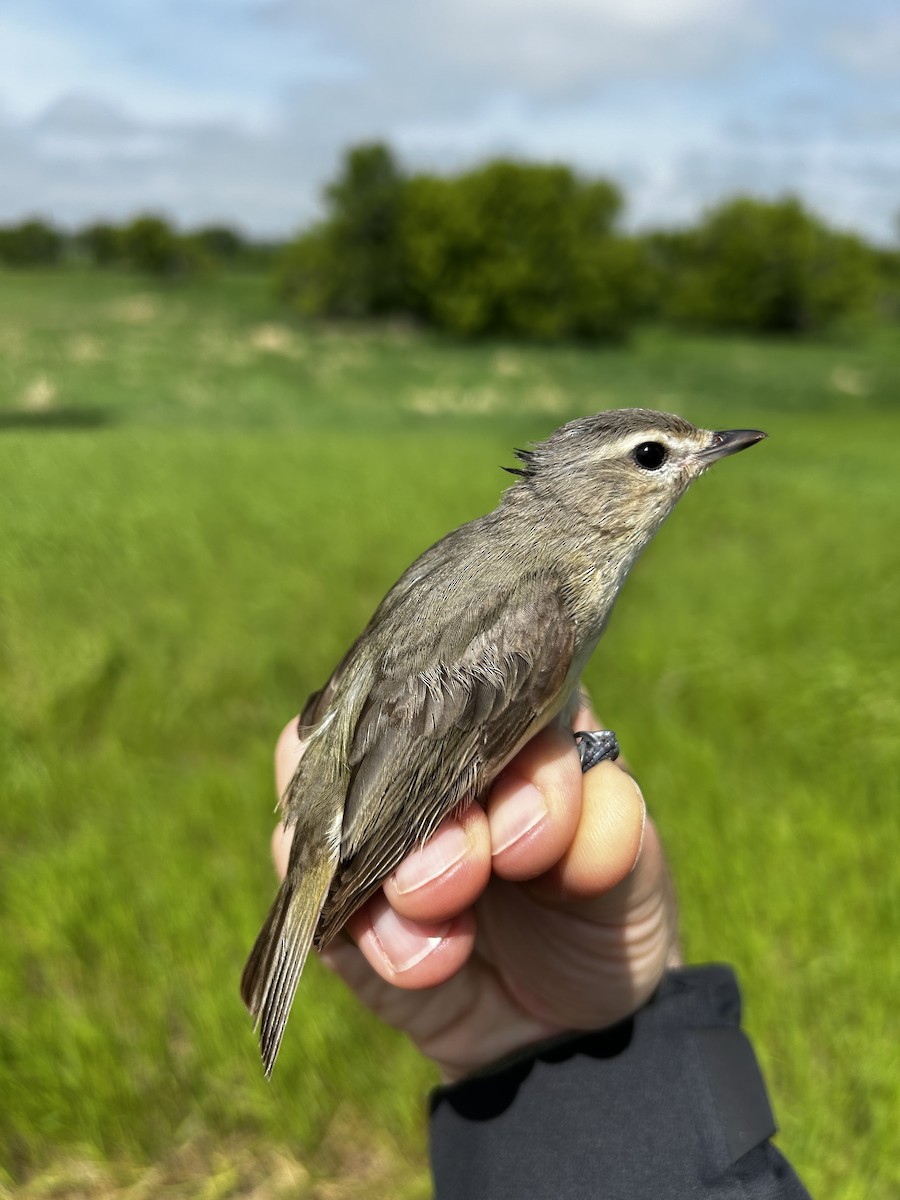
[429,964,812,1200]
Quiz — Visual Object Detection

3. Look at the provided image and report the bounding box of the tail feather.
[241,882,291,1016]
[241,850,336,1077]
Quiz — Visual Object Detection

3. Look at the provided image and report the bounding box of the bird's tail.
[240,847,336,1077]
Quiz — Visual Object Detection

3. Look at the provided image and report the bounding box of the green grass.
[1,268,898,1197]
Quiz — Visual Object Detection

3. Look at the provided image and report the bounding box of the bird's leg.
[574,729,620,772]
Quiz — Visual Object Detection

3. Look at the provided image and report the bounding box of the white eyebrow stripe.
[587,431,679,460]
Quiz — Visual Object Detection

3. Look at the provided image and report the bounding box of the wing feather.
[314,574,575,947]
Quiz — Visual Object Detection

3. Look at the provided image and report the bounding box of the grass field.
[1,269,898,1198]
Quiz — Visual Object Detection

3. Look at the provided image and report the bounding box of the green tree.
[0,218,64,266]
[874,247,900,320]
[665,197,876,333]
[120,215,181,274]
[401,161,641,338]
[872,213,900,319]
[78,222,124,267]
[119,215,209,277]
[276,225,344,317]
[194,225,245,262]
[278,143,408,316]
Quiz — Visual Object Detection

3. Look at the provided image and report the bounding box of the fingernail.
[368,900,451,974]
[631,779,647,873]
[391,821,470,894]
[492,780,549,855]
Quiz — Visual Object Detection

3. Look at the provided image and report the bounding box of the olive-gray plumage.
[241,408,765,1074]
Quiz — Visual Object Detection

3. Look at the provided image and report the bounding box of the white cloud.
[29,95,172,163]
[0,1,354,124]
[0,15,99,117]
[429,0,762,90]
[267,0,768,100]
[0,99,323,233]
[828,14,900,77]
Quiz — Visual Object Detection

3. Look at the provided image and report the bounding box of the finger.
[272,816,480,988]
[535,759,646,901]
[488,723,583,881]
[383,804,492,923]
[596,814,678,927]
[552,695,665,909]
[271,718,305,882]
[271,821,293,882]
[346,893,476,989]
[273,811,481,989]
[274,717,304,796]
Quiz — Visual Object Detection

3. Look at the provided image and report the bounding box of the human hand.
[271,702,680,1082]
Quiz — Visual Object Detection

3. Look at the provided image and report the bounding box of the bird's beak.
[700,429,767,463]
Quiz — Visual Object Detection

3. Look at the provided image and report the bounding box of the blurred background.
[1,2,898,1197]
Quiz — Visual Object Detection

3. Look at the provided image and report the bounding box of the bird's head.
[505,408,766,548]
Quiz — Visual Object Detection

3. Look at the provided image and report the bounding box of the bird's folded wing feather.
[314,573,576,945]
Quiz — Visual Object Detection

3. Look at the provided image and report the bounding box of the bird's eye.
[632,441,668,470]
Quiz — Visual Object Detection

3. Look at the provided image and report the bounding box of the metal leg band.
[574,729,620,772]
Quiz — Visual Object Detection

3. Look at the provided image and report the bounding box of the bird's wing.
[298,629,368,731]
[315,573,575,944]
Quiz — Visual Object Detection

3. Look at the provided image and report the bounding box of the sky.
[1,0,899,242]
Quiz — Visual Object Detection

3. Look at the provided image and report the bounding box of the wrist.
[429,965,808,1199]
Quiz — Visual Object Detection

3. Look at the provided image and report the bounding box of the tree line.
[277,144,898,337]
[3,142,898,337]
[0,216,276,275]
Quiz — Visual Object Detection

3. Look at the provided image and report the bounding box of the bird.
[241,407,766,1075]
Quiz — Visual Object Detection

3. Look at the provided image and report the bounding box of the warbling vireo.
[242,407,765,1074]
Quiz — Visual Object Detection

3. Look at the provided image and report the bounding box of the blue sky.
[2,0,899,240]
